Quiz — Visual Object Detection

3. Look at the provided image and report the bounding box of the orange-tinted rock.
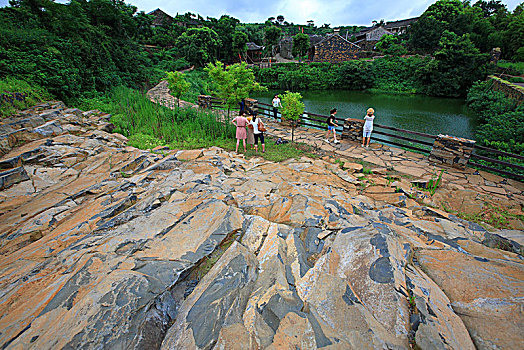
[416,249,524,349]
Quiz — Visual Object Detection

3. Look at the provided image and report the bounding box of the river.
[252,90,478,140]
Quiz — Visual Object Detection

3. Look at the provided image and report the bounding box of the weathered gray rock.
[0,103,522,350]
[0,166,29,190]
[161,242,259,349]
[33,120,63,137]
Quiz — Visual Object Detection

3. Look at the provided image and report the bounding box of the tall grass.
[79,86,235,149]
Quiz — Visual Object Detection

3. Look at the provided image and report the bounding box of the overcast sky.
[0,0,521,26]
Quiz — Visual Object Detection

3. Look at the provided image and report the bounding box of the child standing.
[324,108,340,144]
[362,108,375,148]
[232,113,248,153]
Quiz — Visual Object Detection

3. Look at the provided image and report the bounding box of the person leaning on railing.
[362,108,375,148]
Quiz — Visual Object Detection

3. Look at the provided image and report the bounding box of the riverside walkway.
[263,118,524,231]
[265,117,523,196]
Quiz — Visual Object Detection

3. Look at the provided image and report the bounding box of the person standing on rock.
[272,95,282,120]
[248,112,266,153]
[324,108,340,144]
[362,108,375,148]
[232,112,248,153]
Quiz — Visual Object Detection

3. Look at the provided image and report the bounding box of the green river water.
[253,90,478,140]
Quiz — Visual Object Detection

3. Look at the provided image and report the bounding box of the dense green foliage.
[254,56,435,94]
[497,60,524,75]
[205,62,266,112]
[292,33,310,59]
[408,0,524,61]
[466,80,524,175]
[79,86,235,149]
[264,26,282,54]
[416,31,490,96]
[375,35,407,56]
[175,27,221,67]
[467,80,523,154]
[0,0,152,101]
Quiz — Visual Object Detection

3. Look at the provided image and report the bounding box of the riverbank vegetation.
[78,86,235,149]
[466,80,524,173]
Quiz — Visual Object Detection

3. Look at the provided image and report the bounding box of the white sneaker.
[323,139,330,143]
[334,140,340,144]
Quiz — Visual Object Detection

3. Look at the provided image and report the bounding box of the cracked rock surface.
[0,103,523,349]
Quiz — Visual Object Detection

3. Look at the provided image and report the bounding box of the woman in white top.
[248,113,265,153]
[362,108,375,148]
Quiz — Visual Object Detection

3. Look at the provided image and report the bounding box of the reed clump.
[82,86,235,150]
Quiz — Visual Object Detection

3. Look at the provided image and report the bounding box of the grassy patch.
[0,77,52,118]
[238,138,319,162]
[441,201,524,230]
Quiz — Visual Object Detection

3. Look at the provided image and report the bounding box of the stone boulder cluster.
[0,103,523,349]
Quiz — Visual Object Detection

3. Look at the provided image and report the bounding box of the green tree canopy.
[264,26,282,53]
[166,71,190,107]
[292,33,310,59]
[206,15,240,61]
[279,91,304,142]
[417,31,489,96]
[175,27,221,67]
[375,34,408,55]
[232,31,248,57]
[205,61,266,114]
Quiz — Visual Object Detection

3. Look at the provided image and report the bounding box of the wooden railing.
[257,101,434,155]
[206,98,524,181]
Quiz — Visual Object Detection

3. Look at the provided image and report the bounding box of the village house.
[147,9,202,28]
[147,8,174,27]
[353,17,418,50]
[309,29,361,63]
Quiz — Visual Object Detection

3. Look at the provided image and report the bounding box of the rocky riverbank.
[0,102,523,349]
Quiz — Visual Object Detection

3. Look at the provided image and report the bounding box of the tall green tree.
[205,61,266,116]
[279,91,304,142]
[417,31,489,96]
[232,31,248,58]
[408,0,465,51]
[375,34,408,55]
[292,33,310,59]
[206,15,240,61]
[264,26,281,55]
[175,27,221,67]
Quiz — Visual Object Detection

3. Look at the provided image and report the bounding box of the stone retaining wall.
[343,118,364,141]
[197,95,213,109]
[490,76,524,105]
[429,134,476,169]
